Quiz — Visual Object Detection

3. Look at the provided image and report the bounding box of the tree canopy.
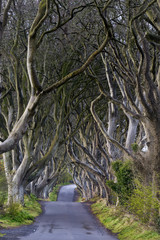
[0,0,160,228]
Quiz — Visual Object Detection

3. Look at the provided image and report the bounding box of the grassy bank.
[91,198,160,240]
[0,195,42,228]
[49,184,62,201]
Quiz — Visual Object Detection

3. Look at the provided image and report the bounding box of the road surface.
[0,184,118,240]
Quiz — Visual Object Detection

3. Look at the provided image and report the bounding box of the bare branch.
[73,136,106,174]
[29,0,49,38]
[37,4,92,48]
[90,94,143,163]
[67,141,106,178]
[0,87,12,102]
[43,33,109,94]
[96,80,143,120]
[2,0,13,28]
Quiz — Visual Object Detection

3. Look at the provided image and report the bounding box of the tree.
[0,0,110,205]
[0,0,109,154]
[90,0,160,190]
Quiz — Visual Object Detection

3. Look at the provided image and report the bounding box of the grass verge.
[91,198,160,240]
[0,194,42,228]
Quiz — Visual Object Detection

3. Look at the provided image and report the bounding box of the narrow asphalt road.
[0,184,118,240]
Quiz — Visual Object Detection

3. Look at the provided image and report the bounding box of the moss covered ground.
[0,195,42,228]
[91,198,160,240]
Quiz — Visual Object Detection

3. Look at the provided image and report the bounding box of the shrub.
[131,143,139,152]
[106,160,134,204]
[128,180,160,226]
[6,203,22,216]
[29,194,37,202]
[5,202,34,223]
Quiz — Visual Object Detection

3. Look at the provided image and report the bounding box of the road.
[0,184,118,240]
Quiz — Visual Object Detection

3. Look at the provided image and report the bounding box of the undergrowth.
[91,199,160,240]
[49,185,60,201]
[0,194,42,228]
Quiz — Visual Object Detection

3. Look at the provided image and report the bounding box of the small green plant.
[6,203,22,217]
[29,193,37,202]
[128,180,160,226]
[5,203,34,222]
[106,160,134,204]
[0,233,6,237]
[49,185,61,201]
[131,143,139,152]
[0,195,41,227]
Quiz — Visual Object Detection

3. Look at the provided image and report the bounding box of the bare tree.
[90,0,160,190]
[0,0,109,154]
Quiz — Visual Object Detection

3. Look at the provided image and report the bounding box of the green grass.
[0,194,42,228]
[49,185,60,201]
[91,199,160,240]
[0,233,6,237]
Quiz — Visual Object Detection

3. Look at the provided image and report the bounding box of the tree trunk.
[142,119,160,187]
[3,151,24,205]
[7,181,24,205]
[125,117,139,150]
[3,139,32,205]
